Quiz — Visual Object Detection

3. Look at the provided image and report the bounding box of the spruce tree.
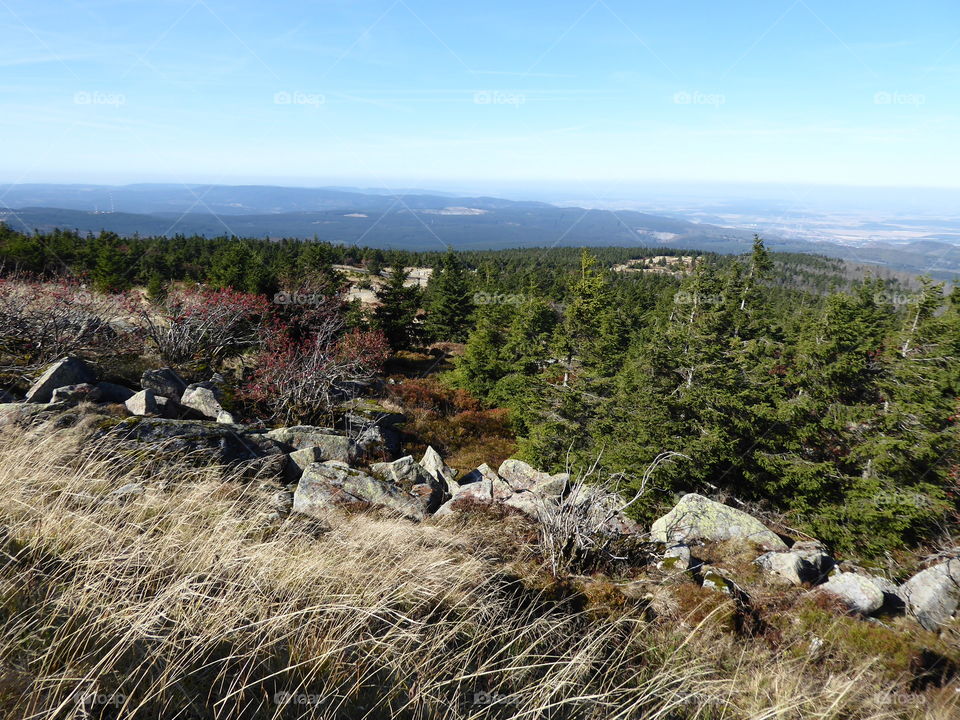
[424,248,474,342]
[374,263,420,350]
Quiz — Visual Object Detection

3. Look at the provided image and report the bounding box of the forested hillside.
[1,225,957,556]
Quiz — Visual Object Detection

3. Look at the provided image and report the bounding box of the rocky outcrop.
[264,426,354,463]
[180,384,225,420]
[651,494,787,550]
[371,455,448,514]
[497,459,570,496]
[125,389,158,416]
[819,572,885,615]
[293,461,426,521]
[25,357,96,403]
[50,383,102,404]
[141,368,188,400]
[420,446,457,493]
[756,541,833,585]
[900,559,960,631]
[105,417,284,465]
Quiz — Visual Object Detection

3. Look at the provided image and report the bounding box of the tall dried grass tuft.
[0,424,953,719]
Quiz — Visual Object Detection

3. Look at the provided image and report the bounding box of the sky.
[2,0,959,193]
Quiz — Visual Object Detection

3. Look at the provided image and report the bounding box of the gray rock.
[820,572,885,615]
[651,494,787,550]
[567,484,643,535]
[531,473,570,499]
[294,461,426,521]
[264,426,354,462]
[154,395,191,419]
[25,357,95,403]
[498,458,570,495]
[216,410,237,424]
[371,455,433,488]
[900,559,960,631]
[50,383,102,404]
[125,389,158,416]
[503,490,554,518]
[454,477,493,502]
[458,464,512,500]
[96,382,135,403]
[756,542,833,585]
[180,384,224,419]
[658,544,692,572]
[354,423,399,461]
[103,417,283,465]
[701,566,734,594]
[286,447,327,481]
[420,446,457,494]
[0,402,69,425]
[140,368,187,400]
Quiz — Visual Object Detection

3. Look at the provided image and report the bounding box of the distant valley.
[1,183,958,280]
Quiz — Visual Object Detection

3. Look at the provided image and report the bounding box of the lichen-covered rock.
[125,389,158,416]
[756,542,833,585]
[566,484,643,535]
[180,384,224,420]
[820,572,884,615]
[651,494,787,550]
[141,368,187,401]
[25,357,95,403]
[420,446,457,492]
[371,455,433,488]
[701,567,734,594]
[50,383,102,404]
[104,417,283,465]
[371,455,448,514]
[900,559,960,631]
[286,447,326,480]
[458,464,512,500]
[658,544,692,572]
[497,458,570,496]
[293,461,426,521]
[216,410,237,424]
[264,426,353,462]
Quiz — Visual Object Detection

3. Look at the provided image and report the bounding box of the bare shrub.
[126,286,271,367]
[0,277,126,375]
[539,452,687,576]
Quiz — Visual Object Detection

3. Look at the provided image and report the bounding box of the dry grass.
[0,418,957,719]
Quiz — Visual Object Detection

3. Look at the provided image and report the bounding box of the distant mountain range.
[1,183,958,280]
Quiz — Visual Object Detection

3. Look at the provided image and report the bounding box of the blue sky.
[2,0,958,191]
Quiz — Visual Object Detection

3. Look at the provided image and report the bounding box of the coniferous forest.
[3,225,957,556]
